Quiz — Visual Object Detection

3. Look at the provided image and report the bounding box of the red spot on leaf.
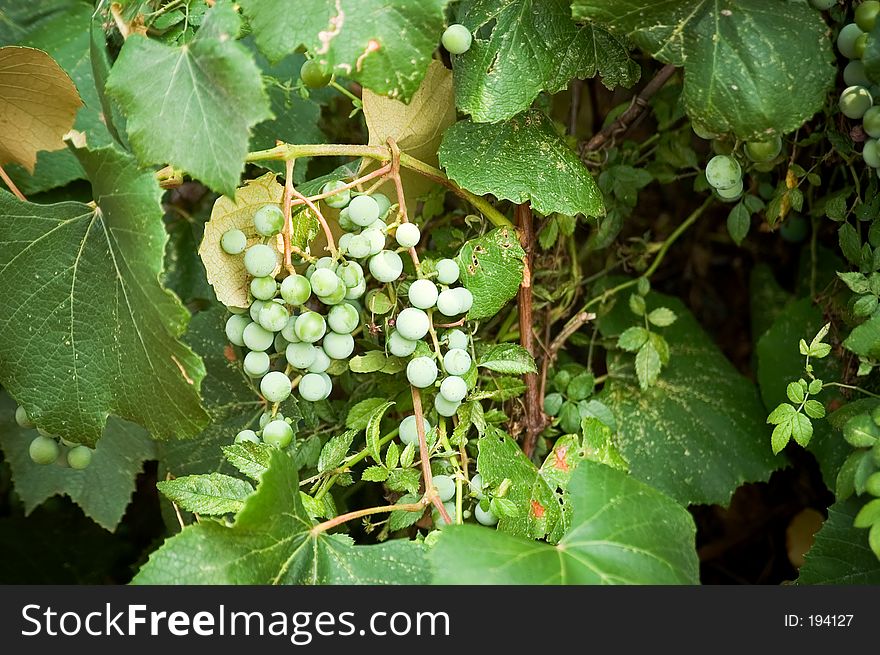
[530,500,545,519]
[224,345,237,362]
[553,445,570,472]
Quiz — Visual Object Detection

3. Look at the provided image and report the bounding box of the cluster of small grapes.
[834,2,880,170]
[703,132,782,202]
[13,405,94,469]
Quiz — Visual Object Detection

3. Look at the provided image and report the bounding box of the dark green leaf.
[456,227,525,320]
[798,498,880,584]
[157,473,253,516]
[477,343,537,374]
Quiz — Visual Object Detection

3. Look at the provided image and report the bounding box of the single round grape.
[453,287,473,313]
[388,330,418,357]
[840,85,874,119]
[253,204,285,236]
[440,375,467,403]
[436,289,463,316]
[444,348,472,376]
[299,373,328,401]
[445,329,468,351]
[314,256,338,272]
[434,393,460,417]
[367,218,388,233]
[317,280,347,305]
[243,322,274,351]
[338,225,355,248]
[442,24,472,55]
[433,475,455,502]
[369,250,404,283]
[280,274,311,305]
[328,303,360,334]
[308,346,332,373]
[235,429,260,444]
[395,222,421,248]
[705,154,742,190]
[400,415,430,446]
[286,342,318,369]
[716,178,743,201]
[396,307,430,340]
[845,60,872,88]
[29,436,59,465]
[294,311,326,343]
[243,350,271,377]
[300,58,332,88]
[221,229,247,255]
[15,405,34,429]
[469,473,484,499]
[745,136,782,163]
[474,503,498,526]
[348,195,381,227]
[310,268,341,298]
[250,276,277,301]
[244,244,278,278]
[838,23,865,59]
[67,445,93,470]
[358,228,384,256]
[225,314,250,346]
[865,106,880,138]
[407,356,438,388]
[323,332,354,359]
[322,180,351,209]
[347,235,371,259]
[258,301,290,332]
[857,1,880,32]
[408,279,439,310]
[345,277,367,300]
[435,258,460,284]
[263,420,293,448]
[865,140,880,168]
[261,371,292,402]
[373,193,392,217]
[337,261,364,289]
[281,316,300,343]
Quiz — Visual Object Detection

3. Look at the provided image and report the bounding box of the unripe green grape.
[250,276,277,301]
[339,208,357,233]
[338,232,354,255]
[369,250,404,283]
[388,330,418,357]
[286,342,318,369]
[433,475,456,502]
[716,178,744,201]
[469,473,485,499]
[15,405,34,428]
[453,287,473,313]
[281,316,300,343]
[258,301,290,332]
[367,218,388,233]
[445,329,468,351]
[308,346,332,373]
[396,307,430,340]
[308,269,337,297]
[314,256,338,271]
[845,60,872,88]
[443,348,472,376]
[281,274,311,305]
[263,420,293,448]
[434,393,460,417]
[408,279,439,310]
[407,356,438,388]
[395,222,421,248]
[705,154,742,190]
[474,503,498,526]
[299,372,328,401]
[322,332,354,359]
[67,445,93,470]
[221,229,247,254]
[348,195,381,226]
[373,193,392,217]
[260,370,292,402]
[337,261,364,288]
[442,23,472,55]
[345,277,367,300]
[243,322,274,351]
[435,258,460,284]
[300,58,332,88]
[362,228,386,256]
[839,23,865,59]
[243,350,271,377]
[225,314,250,346]
[840,86,874,119]
[864,139,880,168]
[253,204,285,236]
[347,234,371,259]
[808,0,836,9]
[432,501,457,526]
[249,299,266,322]
[400,415,431,446]
[436,289,463,316]
[244,244,278,277]
[745,136,782,163]
[29,436,59,465]
[227,305,247,315]
[295,311,326,343]
[317,281,347,306]
[322,180,351,209]
[440,375,468,403]
[857,1,880,32]
[328,303,360,334]
[235,429,260,444]
[864,106,880,138]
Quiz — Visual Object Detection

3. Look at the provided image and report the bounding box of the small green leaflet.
[346,398,389,430]
[455,227,525,320]
[366,401,394,463]
[477,343,537,375]
[451,0,638,122]
[106,3,271,195]
[222,442,274,480]
[798,498,880,584]
[157,474,253,516]
[239,0,450,101]
[134,449,430,584]
[440,111,604,218]
[431,461,699,584]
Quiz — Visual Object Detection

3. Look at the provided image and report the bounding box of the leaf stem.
[823,382,880,399]
[281,159,295,269]
[0,164,26,201]
[310,501,426,536]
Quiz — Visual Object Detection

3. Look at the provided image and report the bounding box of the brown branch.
[281,159,295,270]
[294,163,391,206]
[310,501,427,536]
[388,138,422,274]
[412,387,452,524]
[0,164,26,201]
[579,64,676,157]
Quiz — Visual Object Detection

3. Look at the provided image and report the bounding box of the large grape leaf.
[598,288,779,505]
[239,0,449,101]
[431,460,699,584]
[0,393,156,531]
[452,0,638,122]
[106,3,271,196]
[439,110,604,218]
[798,499,880,585]
[0,143,208,446]
[572,0,835,140]
[456,227,525,320]
[133,448,430,584]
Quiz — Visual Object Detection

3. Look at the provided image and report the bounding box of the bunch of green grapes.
[14,405,94,469]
